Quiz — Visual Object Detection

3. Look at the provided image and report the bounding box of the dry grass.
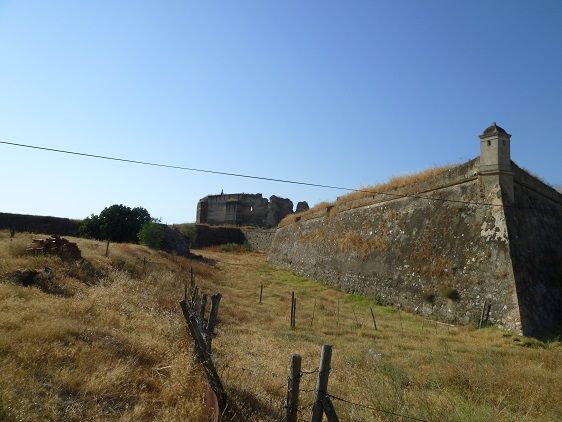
[0,231,211,421]
[197,249,561,422]
[1,232,561,421]
[336,165,454,205]
[279,165,454,228]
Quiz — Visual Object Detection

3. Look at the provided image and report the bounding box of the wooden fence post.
[105,239,110,257]
[322,396,339,422]
[290,292,295,329]
[205,293,222,353]
[259,284,263,303]
[479,301,487,328]
[311,344,333,422]
[292,297,297,328]
[179,299,229,415]
[286,354,302,422]
[199,293,208,328]
[311,299,316,327]
[370,307,378,331]
[337,300,340,327]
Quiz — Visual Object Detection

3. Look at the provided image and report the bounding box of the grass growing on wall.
[278,164,455,228]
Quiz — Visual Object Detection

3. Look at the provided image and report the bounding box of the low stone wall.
[240,228,276,253]
[190,224,275,253]
[191,225,246,248]
[0,212,80,236]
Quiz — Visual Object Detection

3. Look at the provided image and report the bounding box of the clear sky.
[1,1,561,223]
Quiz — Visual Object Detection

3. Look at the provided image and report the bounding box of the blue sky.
[1,1,561,223]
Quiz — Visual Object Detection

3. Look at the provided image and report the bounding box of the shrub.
[177,224,198,244]
[79,205,153,242]
[440,287,460,302]
[421,291,436,304]
[138,222,166,250]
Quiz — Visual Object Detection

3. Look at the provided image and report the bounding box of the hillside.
[0,231,210,421]
[1,231,561,421]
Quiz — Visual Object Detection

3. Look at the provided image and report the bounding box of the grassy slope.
[199,249,561,422]
[0,231,210,421]
[1,233,561,421]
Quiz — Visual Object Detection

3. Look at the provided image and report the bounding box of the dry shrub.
[337,164,454,204]
[421,291,436,304]
[336,232,388,259]
[440,286,461,302]
[278,201,331,228]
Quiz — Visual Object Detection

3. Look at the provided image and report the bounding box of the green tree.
[78,204,152,242]
[138,222,165,250]
[78,214,103,239]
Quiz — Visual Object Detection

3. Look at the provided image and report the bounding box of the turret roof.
[480,122,510,137]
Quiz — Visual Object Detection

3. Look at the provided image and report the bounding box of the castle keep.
[197,193,307,228]
[268,124,562,336]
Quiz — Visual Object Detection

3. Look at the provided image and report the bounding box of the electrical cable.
[1,140,560,212]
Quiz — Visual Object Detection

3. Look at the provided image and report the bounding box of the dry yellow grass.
[0,231,211,421]
[198,249,561,422]
[1,232,561,421]
[279,165,454,228]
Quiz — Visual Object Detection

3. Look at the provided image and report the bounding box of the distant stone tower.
[478,123,514,203]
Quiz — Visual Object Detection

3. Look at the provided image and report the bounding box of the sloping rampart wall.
[503,165,562,335]
[269,159,523,331]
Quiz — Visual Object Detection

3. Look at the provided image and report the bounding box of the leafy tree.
[78,214,103,239]
[78,204,152,242]
[138,222,165,250]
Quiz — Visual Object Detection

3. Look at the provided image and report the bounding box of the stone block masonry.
[196,193,295,228]
[268,124,562,337]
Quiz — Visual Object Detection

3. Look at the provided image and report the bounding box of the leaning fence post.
[311,344,333,422]
[286,354,301,422]
[370,307,378,331]
[205,293,222,353]
[322,396,339,422]
[190,266,194,290]
[199,293,208,328]
[105,239,110,257]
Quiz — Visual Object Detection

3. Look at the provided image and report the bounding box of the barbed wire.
[218,362,283,379]
[327,393,429,422]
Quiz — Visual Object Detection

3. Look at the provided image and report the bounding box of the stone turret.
[479,122,512,173]
[478,123,514,204]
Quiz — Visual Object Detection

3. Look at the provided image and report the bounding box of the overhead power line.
[0,140,559,211]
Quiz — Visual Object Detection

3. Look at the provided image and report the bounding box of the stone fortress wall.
[268,124,562,336]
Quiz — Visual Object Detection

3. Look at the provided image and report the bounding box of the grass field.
[1,231,561,421]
